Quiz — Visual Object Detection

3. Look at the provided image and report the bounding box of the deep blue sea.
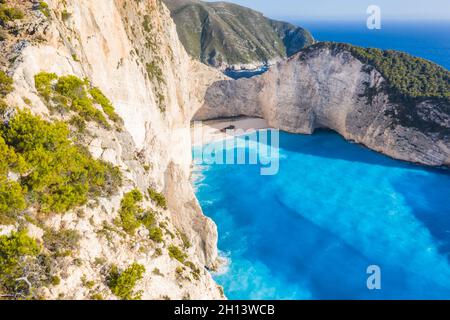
[295,20,450,70]
[192,131,450,299]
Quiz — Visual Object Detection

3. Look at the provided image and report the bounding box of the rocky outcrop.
[1,0,226,299]
[197,45,450,167]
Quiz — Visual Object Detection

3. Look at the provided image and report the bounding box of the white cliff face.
[2,0,226,299]
[198,46,450,167]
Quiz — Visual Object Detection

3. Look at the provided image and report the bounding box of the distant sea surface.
[293,19,450,70]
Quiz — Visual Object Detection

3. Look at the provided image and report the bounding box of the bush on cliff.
[0,4,24,26]
[147,187,167,210]
[0,70,13,97]
[34,72,122,128]
[0,230,40,297]
[0,108,122,218]
[117,189,144,235]
[107,263,145,300]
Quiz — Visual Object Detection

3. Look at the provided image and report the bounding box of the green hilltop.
[163,0,314,68]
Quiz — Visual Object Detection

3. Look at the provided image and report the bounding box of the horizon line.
[272,16,450,22]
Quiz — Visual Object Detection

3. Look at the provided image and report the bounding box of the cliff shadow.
[277,129,446,171]
[391,171,450,262]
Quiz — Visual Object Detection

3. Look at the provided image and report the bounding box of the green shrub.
[0,178,26,225]
[152,267,163,276]
[43,228,81,257]
[34,72,112,128]
[147,187,167,210]
[142,14,151,33]
[38,2,50,18]
[34,72,57,101]
[61,9,71,21]
[0,134,25,176]
[139,210,163,242]
[90,293,104,300]
[0,136,26,224]
[168,245,187,263]
[51,276,61,286]
[146,61,164,84]
[71,97,109,127]
[69,115,87,133]
[107,263,145,300]
[81,275,95,289]
[0,70,13,97]
[178,230,191,249]
[154,247,162,257]
[149,226,163,243]
[89,87,121,124]
[184,261,200,280]
[0,109,122,214]
[0,5,24,25]
[117,189,143,234]
[55,75,87,100]
[0,98,7,116]
[140,210,155,229]
[0,230,40,297]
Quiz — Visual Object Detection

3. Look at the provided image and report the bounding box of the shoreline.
[191,117,271,146]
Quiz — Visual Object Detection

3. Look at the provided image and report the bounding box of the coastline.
[191,116,270,146]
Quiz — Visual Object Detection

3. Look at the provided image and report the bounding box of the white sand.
[191,117,270,146]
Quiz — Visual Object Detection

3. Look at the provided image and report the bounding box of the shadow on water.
[276,130,450,260]
[278,129,450,173]
[391,172,450,261]
[196,129,450,299]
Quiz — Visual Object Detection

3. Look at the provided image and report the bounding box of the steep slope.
[163,0,314,69]
[0,0,226,300]
[197,43,450,167]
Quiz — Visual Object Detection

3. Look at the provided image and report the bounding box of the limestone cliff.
[1,0,226,299]
[197,43,450,167]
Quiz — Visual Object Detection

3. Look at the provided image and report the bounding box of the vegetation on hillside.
[164,0,314,67]
[311,42,450,102]
[116,189,165,240]
[0,70,13,96]
[0,2,24,26]
[168,244,187,263]
[147,187,167,210]
[38,1,50,18]
[34,72,122,129]
[0,230,40,298]
[0,109,122,220]
[107,263,145,300]
[117,189,144,235]
[89,87,122,125]
[1,73,122,223]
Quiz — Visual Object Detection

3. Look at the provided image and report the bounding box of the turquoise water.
[192,131,450,299]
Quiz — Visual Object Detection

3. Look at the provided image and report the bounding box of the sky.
[205,0,450,20]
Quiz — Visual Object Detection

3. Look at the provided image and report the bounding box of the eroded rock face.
[2,0,226,300]
[198,46,450,167]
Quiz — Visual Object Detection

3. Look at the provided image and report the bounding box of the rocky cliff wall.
[198,45,450,167]
[1,0,226,299]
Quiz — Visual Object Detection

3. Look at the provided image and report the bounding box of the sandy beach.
[191,117,270,146]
